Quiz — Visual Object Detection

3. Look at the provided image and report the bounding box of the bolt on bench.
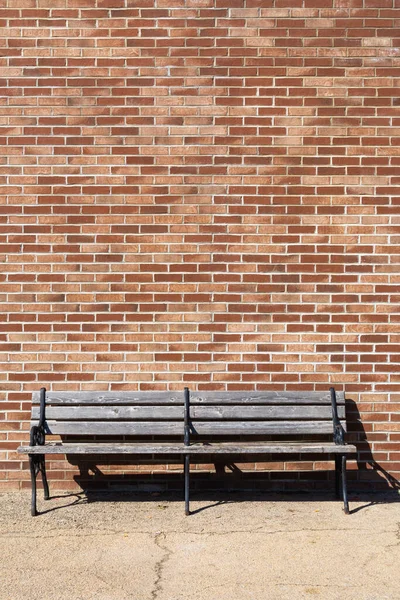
[18,387,356,516]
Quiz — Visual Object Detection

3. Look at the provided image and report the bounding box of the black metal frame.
[183,387,190,515]
[330,387,349,514]
[28,387,50,516]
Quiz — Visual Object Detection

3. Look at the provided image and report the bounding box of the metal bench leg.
[341,455,349,515]
[184,455,190,516]
[334,456,341,499]
[29,455,38,517]
[40,456,50,501]
[29,454,49,515]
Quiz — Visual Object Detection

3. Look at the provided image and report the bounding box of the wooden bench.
[18,388,188,516]
[18,387,356,516]
[183,387,356,515]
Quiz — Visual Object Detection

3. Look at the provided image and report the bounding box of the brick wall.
[1,0,399,493]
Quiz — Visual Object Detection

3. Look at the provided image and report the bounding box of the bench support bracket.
[330,387,345,445]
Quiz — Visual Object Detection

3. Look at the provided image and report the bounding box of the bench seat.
[18,442,190,455]
[182,442,356,454]
[19,441,356,455]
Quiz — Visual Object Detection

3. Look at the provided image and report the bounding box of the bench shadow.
[343,398,400,513]
[37,493,88,515]
[39,487,400,517]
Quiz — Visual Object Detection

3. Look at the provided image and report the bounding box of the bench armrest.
[30,387,47,447]
[330,387,345,445]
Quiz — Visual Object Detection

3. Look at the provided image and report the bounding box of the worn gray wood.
[29,419,337,436]
[185,442,357,454]
[32,390,345,405]
[31,404,344,421]
[189,391,345,404]
[190,405,344,420]
[17,442,357,455]
[31,421,184,436]
[189,421,334,435]
[32,391,183,405]
[31,406,184,421]
[18,443,188,454]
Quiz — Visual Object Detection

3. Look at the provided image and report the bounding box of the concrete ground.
[1,491,399,600]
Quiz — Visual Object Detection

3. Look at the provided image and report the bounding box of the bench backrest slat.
[32,391,183,405]
[31,404,344,421]
[31,406,184,421]
[189,391,345,405]
[189,421,334,435]
[31,421,183,436]
[191,405,344,420]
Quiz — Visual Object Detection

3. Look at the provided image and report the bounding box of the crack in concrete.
[151,532,173,600]
[385,521,400,549]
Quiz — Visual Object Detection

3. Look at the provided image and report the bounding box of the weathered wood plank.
[31,421,184,436]
[185,442,356,454]
[32,390,345,405]
[18,443,188,454]
[31,420,337,435]
[189,421,334,435]
[190,405,344,420]
[32,391,183,405]
[190,391,345,405]
[17,442,357,455]
[32,406,184,421]
[31,404,344,421]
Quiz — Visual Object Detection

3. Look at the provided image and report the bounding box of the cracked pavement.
[1,491,399,600]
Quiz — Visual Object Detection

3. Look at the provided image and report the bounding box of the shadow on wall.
[346,398,400,492]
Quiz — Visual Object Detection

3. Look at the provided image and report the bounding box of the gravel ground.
[1,490,399,600]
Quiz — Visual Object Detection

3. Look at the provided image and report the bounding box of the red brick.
[0,2,399,490]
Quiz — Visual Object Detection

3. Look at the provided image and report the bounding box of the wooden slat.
[189,391,345,405]
[17,442,357,455]
[190,405,344,420]
[18,443,188,454]
[32,390,345,405]
[31,420,337,436]
[32,391,183,405]
[31,421,184,436]
[32,406,184,421]
[31,404,344,421]
[185,442,356,454]
[189,421,334,435]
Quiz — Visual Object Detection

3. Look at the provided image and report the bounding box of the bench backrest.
[187,390,346,438]
[31,391,185,437]
[31,388,346,442]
